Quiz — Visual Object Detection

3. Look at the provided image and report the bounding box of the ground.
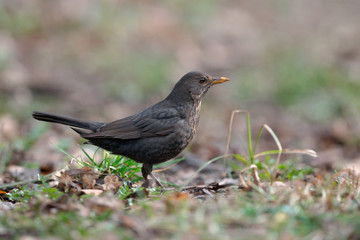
[0,1,360,239]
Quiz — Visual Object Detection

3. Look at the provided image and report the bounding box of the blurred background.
[0,0,359,179]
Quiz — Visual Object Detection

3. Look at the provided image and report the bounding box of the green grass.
[225,110,317,185]
[72,146,143,183]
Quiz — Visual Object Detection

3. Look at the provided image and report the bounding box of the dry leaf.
[79,167,99,189]
[58,171,74,191]
[104,174,120,193]
[81,173,97,189]
[57,171,81,194]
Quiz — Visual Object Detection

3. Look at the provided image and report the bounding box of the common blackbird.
[32,71,229,187]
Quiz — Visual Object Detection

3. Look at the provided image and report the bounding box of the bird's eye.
[199,77,206,84]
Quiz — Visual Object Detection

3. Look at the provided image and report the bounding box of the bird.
[32,71,229,188]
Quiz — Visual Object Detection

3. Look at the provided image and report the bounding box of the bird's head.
[169,71,229,102]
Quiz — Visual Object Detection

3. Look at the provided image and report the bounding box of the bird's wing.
[82,108,180,139]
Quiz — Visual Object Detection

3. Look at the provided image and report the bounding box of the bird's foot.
[141,179,152,188]
[148,172,164,189]
[141,163,164,189]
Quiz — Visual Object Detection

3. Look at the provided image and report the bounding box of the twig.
[0,172,55,190]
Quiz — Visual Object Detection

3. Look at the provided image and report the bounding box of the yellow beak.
[212,77,229,85]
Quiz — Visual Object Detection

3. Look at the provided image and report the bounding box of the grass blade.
[253,125,264,156]
[254,149,318,159]
[79,145,97,166]
[224,110,250,163]
[54,144,76,160]
[263,124,282,183]
[232,154,249,164]
[246,112,253,163]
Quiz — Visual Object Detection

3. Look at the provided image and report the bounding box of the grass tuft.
[225,110,317,184]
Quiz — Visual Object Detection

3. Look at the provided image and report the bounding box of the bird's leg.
[141,165,151,188]
[141,163,164,189]
[141,164,149,180]
[148,172,164,189]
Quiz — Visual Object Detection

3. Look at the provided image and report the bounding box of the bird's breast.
[189,101,201,134]
[175,100,202,138]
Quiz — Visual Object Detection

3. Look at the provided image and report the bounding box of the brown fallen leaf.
[58,171,77,192]
[81,173,97,189]
[104,174,121,193]
[62,167,99,190]
[79,167,99,189]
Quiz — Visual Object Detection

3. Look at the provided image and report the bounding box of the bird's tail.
[32,111,103,131]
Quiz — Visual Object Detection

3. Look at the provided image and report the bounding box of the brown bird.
[32,71,229,187]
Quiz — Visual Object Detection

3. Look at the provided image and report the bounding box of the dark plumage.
[33,71,229,187]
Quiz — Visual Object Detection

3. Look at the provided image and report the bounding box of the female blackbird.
[33,71,229,187]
